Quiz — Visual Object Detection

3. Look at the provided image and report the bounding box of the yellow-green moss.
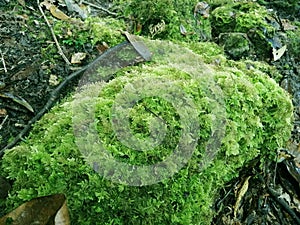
[0,39,293,224]
[53,17,126,48]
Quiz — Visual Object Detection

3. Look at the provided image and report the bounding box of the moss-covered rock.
[0,39,293,224]
[210,2,278,60]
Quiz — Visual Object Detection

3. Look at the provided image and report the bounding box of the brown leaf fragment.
[234,176,251,218]
[0,92,34,112]
[40,1,70,20]
[122,31,152,61]
[49,5,70,20]
[194,1,210,18]
[17,0,25,7]
[54,200,70,225]
[0,194,68,225]
[71,52,87,64]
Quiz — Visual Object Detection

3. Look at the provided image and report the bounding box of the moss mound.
[0,40,293,224]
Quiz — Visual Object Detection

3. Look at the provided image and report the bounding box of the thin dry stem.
[37,0,71,64]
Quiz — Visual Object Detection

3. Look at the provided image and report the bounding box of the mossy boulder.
[0,39,293,224]
[210,2,279,60]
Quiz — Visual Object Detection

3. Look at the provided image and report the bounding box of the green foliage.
[286,23,300,61]
[210,2,277,60]
[115,0,206,41]
[53,17,126,48]
[0,40,293,224]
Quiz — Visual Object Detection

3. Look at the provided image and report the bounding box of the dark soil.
[0,0,299,224]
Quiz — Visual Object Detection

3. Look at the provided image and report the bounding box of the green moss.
[210,2,277,60]
[286,22,300,61]
[53,17,126,48]
[116,0,210,41]
[0,40,293,224]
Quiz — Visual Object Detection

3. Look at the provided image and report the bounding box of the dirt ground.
[0,0,299,224]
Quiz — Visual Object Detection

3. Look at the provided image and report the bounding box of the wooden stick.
[37,0,71,64]
[0,49,7,73]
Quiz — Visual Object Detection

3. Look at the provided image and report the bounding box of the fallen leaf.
[17,0,25,7]
[40,0,52,10]
[122,31,152,61]
[71,52,87,64]
[180,24,187,35]
[278,192,292,205]
[96,42,109,53]
[65,0,89,19]
[272,45,287,61]
[281,19,298,31]
[49,5,70,20]
[0,108,7,117]
[194,1,210,18]
[49,74,60,86]
[0,92,34,112]
[234,176,251,218]
[0,194,70,225]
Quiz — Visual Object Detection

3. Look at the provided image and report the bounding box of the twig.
[82,0,117,16]
[0,115,8,130]
[0,49,7,73]
[37,0,71,65]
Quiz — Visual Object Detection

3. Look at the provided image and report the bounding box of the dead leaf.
[65,0,89,19]
[272,45,287,61]
[17,0,25,7]
[0,92,34,112]
[40,0,52,10]
[194,2,210,18]
[278,192,292,205]
[71,52,87,64]
[40,1,70,20]
[281,19,298,31]
[49,5,70,20]
[0,194,70,225]
[49,74,60,86]
[122,31,152,61]
[96,42,109,54]
[234,176,251,218]
[0,108,7,117]
[180,24,187,35]
[55,200,70,225]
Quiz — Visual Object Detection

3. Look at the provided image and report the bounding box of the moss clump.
[116,0,206,41]
[53,17,126,48]
[0,40,293,224]
[210,2,277,60]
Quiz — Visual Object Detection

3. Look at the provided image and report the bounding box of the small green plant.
[53,17,126,48]
[116,0,209,41]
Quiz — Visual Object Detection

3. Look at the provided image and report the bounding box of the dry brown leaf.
[40,1,70,20]
[49,5,70,20]
[40,0,53,10]
[55,200,70,225]
[0,194,69,225]
[71,52,87,64]
[233,176,251,218]
[17,0,25,7]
